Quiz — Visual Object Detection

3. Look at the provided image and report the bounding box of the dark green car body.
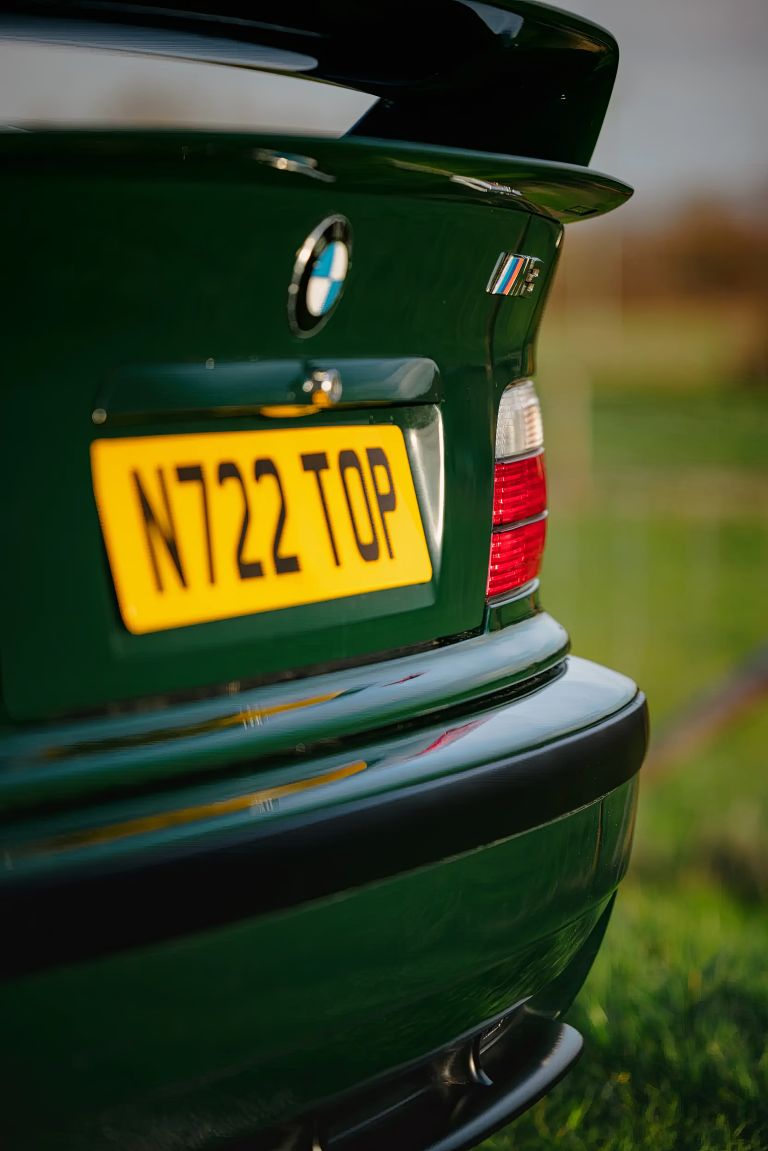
[0,3,647,1148]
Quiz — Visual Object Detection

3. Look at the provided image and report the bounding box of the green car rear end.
[0,3,647,1148]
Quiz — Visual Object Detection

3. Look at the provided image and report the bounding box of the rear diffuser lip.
[245,1007,583,1151]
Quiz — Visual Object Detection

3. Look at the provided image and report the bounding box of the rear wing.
[3,0,619,167]
[327,0,620,168]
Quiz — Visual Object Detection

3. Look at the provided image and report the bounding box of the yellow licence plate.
[91,426,432,635]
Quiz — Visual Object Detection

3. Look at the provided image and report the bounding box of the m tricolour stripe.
[487,253,525,296]
[499,255,524,295]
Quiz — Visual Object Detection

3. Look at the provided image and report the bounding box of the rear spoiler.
[6,0,619,167]
[342,0,620,168]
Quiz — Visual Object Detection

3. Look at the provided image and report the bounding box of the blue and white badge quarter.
[288,215,352,337]
[486,253,542,298]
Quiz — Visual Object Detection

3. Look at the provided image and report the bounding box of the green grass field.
[482,343,768,1149]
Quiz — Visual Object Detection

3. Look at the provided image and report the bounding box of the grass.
[540,380,768,724]
[539,302,765,393]
[591,387,768,474]
[485,884,768,1151]
[543,511,767,724]
[481,343,768,1149]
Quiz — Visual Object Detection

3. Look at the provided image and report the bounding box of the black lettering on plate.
[254,458,300,575]
[176,464,215,584]
[301,451,339,566]
[339,449,379,562]
[366,447,397,559]
[217,461,264,580]
[132,468,187,592]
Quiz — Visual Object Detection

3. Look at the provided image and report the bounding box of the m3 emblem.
[486,253,541,297]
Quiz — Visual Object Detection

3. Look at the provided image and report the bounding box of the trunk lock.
[302,369,343,407]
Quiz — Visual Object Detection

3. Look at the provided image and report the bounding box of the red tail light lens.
[487,381,547,601]
[487,518,547,599]
[492,454,547,526]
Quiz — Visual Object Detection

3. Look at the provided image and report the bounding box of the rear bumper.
[2,654,645,973]
[0,652,646,1150]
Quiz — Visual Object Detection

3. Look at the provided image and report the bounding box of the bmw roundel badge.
[288,215,352,337]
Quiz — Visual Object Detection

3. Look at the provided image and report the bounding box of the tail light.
[487,380,547,599]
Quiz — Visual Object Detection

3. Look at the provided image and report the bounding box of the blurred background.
[490,2,768,1148]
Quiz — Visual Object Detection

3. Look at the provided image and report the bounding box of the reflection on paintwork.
[97,358,441,423]
[457,1,524,39]
[5,657,636,870]
[414,720,483,756]
[405,411,445,557]
[387,156,628,223]
[450,174,523,198]
[0,614,568,808]
[41,692,343,761]
[13,760,367,861]
[253,150,335,183]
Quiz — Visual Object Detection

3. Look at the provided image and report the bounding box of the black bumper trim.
[1,692,647,978]
[231,1007,582,1151]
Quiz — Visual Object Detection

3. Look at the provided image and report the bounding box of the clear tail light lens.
[487,381,547,600]
[494,379,543,458]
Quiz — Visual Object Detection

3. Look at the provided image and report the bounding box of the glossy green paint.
[98,356,442,421]
[0,7,643,1147]
[0,54,640,1141]
[0,608,568,812]
[0,132,630,721]
[0,775,638,1151]
[1,653,636,869]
